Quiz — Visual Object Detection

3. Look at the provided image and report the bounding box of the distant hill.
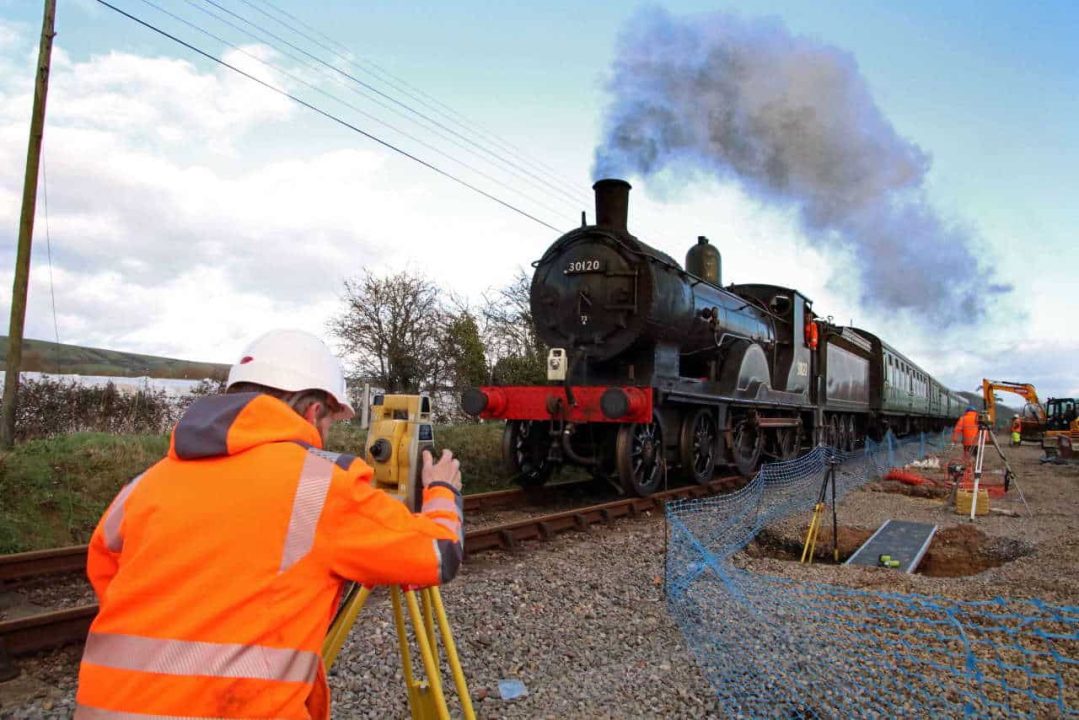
[0,337,228,381]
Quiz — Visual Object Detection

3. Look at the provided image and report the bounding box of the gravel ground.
[3,439,1074,718]
[0,480,621,619]
[327,513,720,719]
[1,510,720,718]
[0,575,96,621]
[737,440,1079,604]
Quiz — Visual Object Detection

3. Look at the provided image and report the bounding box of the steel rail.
[0,483,594,583]
[0,476,742,656]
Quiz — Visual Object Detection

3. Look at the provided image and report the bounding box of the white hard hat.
[226,329,355,420]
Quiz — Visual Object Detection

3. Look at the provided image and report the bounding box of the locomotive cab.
[724,284,814,397]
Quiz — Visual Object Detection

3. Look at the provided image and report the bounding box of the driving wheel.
[679,409,717,485]
[502,420,553,487]
[616,419,664,496]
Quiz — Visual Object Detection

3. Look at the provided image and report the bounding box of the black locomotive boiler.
[462,179,963,496]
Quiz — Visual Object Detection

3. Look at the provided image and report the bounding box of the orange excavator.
[981,379,1045,441]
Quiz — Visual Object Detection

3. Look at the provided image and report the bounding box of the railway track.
[0,475,741,657]
[0,485,546,584]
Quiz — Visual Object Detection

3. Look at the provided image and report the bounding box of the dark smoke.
[594,8,1009,324]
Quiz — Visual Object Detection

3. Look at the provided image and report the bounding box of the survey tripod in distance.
[967,413,1031,521]
[322,394,476,720]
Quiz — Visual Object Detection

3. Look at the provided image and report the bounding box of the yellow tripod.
[801,458,839,564]
[322,582,476,720]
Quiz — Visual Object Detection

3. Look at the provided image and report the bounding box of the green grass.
[0,423,511,553]
[0,433,170,553]
[326,421,509,494]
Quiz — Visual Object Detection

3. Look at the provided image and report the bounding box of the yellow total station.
[364,394,434,512]
[325,393,475,720]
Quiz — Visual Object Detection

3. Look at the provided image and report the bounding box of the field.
[0,336,228,380]
[0,422,509,553]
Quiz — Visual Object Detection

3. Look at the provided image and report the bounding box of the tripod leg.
[428,587,477,720]
[323,585,373,669]
[391,588,421,709]
[830,463,839,563]
[986,430,1032,516]
[404,590,451,720]
[801,505,822,564]
[421,588,438,657]
[970,430,986,521]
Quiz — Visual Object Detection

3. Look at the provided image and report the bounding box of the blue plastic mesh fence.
[665,432,1079,718]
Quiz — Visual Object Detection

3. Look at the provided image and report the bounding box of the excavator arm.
[981,379,1045,428]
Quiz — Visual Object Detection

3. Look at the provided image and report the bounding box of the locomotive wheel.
[730,416,763,476]
[616,420,665,496]
[502,420,553,487]
[679,409,717,485]
[774,426,801,461]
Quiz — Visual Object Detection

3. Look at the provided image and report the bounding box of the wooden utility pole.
[1,0,57,450]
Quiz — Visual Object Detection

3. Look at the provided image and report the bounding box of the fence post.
[920,432,926,459]
[887,431,895,468]
[360,383,370,429]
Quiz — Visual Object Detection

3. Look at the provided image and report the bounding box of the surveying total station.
[365,394,435,511]
[322,394,476,720]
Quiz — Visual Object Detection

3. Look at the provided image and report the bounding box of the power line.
[137,0,573,219]
[219,1,675,248]
[177,0,583,217]
[243,0,594,203]
[95,0,562,232]
[194,0,584,209]
[42,156,62,372]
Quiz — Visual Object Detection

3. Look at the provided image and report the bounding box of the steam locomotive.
[462,179,965,496]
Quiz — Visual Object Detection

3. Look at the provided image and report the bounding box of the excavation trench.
[746,524,1032,577]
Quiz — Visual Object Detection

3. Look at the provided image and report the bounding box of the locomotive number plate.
[564,259,603,275]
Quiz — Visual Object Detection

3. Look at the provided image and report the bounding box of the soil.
[747,522,1034,577]
[917,524,1032,577]
[736,437,1079,603]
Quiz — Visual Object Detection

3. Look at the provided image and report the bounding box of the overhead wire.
[41,156,62,371]
[194,0,586,209]
[136,0,572,219]
[94,0,563,232]
[233,0,677,249]
[177,0,581,219]
[241,0,594,203]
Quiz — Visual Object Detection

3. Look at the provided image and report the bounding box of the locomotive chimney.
[593,178,631,232]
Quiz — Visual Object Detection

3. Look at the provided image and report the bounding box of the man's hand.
[422,449,462,492]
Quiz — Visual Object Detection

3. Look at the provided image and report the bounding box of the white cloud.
[0,39,551,363]
[0,31,1071,403]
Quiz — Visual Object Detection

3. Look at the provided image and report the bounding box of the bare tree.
[481,268,546,385]
[330,271,448,393]
[331,271,491,399]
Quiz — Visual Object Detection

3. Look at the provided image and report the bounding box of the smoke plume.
[594,8,1009,324]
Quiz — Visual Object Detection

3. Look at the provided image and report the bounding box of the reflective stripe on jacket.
[952,411,980,447]
[76,392,464,719]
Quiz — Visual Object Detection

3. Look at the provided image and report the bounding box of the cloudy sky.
[0,0,1076,400]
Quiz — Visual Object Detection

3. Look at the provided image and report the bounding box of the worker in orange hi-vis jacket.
[75,329,464,720]
[804,311,819,350]
[952,406,981,456]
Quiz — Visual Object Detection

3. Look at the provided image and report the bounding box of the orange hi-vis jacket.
[75,392,464,719]
[1011,416,1023,433]
[952,410,980,448]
